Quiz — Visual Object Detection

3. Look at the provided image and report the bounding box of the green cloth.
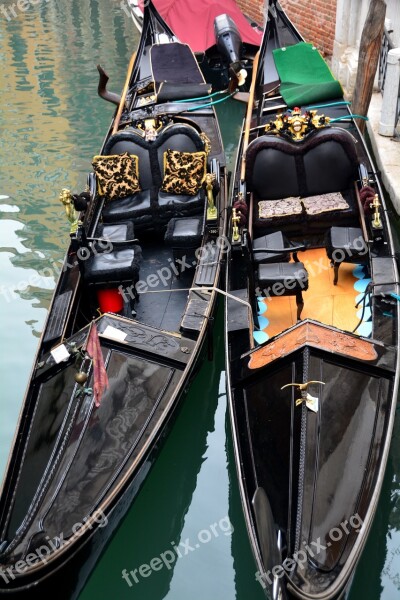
[273,42,343,108]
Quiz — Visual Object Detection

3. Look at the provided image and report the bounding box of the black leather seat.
[83,247,141,288]
[164,215,204,276]
[77,221,142,313]
[325,226,367,285]
[95,221,135,241]
[245,128,359,233]
[253,231,304,264]
[257,262,309,320]
[101,124,206,230]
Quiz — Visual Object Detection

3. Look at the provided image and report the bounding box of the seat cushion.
[253,231,291,264]
[326,226,367,261]
[102,190,151,223]
[258,262,309,294]
[83,247,141,286]
[164,216,203,247]
[95,221,134,241]
[160,149,207,196]
[92,153,141,200]
[158,189,205,224]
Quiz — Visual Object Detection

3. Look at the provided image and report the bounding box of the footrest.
[195,245,220,286]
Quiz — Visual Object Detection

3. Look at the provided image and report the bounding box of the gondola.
[225,1,400,599]
[127,0,262,90]
[0,1,226,595]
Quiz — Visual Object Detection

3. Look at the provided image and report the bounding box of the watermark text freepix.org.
[0,0,51,21]
[0,509,108,584]
[255,513,363,589]
[122,515,234,587]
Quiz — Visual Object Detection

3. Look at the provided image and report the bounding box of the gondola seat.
[257,262,309,320]
[95,220,135,241]
[77,222,142,311]
[164,215,204,276]
[246,128,359,234]
[325,226,368,285]
[252,231,303,264]
[100,123,207,231]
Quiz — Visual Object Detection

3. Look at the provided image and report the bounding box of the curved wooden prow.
[97,64,121,107]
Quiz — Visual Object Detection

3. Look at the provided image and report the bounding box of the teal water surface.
[0,2,399,598]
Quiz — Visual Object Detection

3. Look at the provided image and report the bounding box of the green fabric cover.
[273,42,343,108]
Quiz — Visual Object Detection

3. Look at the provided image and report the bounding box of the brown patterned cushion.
[92,152,140,200]
[161,149,207,196]
[258,197,303,219]
[302,192,349,215]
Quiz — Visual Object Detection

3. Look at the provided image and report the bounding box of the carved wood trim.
[248,321,377,369]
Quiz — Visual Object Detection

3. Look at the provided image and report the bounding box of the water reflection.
[349,415,400,599]
[0,0,139,481]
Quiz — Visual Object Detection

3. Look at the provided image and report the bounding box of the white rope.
[137,285,252,311]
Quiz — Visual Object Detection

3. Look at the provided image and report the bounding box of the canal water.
[0,2,399,598]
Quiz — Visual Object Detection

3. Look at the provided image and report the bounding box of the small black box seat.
[77,220,141,307]
[253,231,302,264]
[258,262,309,320]
[83,247,141,287]
[95,221,135,241]
[164,215,204,276]
[325,226,367,285]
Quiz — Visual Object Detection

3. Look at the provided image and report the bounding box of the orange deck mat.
[258,248,362,339]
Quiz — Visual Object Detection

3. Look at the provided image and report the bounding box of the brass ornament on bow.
[370,194,383,229]
[265,108,330,141]
[205,173,217,221]
[59,188,79,235]
[136,117,165,141]
[281,380,325,412]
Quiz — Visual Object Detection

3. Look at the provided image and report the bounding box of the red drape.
[151,0,262,52]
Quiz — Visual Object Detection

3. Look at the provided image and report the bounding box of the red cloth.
[87,323,109,408]
[151,0,262,52]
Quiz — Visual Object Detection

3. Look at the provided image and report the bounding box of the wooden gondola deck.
[255,248,371,342]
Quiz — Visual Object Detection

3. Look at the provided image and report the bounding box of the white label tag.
[101,325,127,343]
[51,344,70,364]
[306,393,319,413]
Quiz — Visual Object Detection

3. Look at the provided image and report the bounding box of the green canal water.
[0,2,399,598]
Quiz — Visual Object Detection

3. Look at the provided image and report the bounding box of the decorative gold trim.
[200,132,212,156]
[59,188,79,235]
[265,108,330,141]
[371,194,383,229]
[205,173,217,220]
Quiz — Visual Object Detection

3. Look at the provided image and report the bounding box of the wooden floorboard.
[257,248,370,340]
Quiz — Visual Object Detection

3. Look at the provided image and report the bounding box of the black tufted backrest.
[103,130,153,189]
[156,124,206,179]
[102,123,206,191]
[245,128,359,200]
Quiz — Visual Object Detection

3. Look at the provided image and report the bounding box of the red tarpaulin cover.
[151,0,262,53]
